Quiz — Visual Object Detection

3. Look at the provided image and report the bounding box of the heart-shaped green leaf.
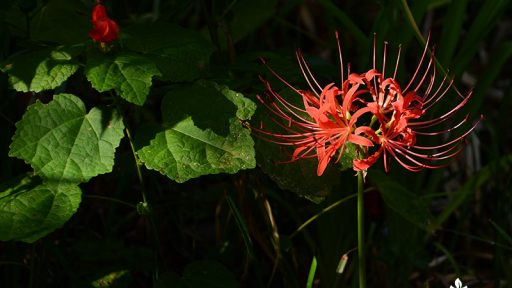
[1,46,80,92]
[0,175,81,243]
[9,93,125,183]
[85,52,161,106]
[137,81,256,183]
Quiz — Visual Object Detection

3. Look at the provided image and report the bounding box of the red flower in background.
[256,33,481,175]
[89,3,119,44]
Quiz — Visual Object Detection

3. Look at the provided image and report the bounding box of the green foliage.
[0,175,81,242]
[86,52,161,106]
[369,170,432,230]
[1,46,80,92]
[91,270,131,288]
[4,0,89,44]
[0,0,510,287]
[123,22,214,82]
[137,81,256,183]
[9,94,125,183]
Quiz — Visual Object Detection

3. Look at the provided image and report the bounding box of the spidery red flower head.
[352,34,482,172]
[89,2,119,44]
[255,32,481,176]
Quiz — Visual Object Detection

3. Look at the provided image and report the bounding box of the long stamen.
[382,41,388,79]
[260,58,302,95]
[335,31,345,86]
[403,33,431,93]
[393,44,402,79]
[296,50,323,96]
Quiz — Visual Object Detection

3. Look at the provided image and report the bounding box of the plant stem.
[111,93,160,279]
[124,126,148,204]
[357,171,366,288]
[290,193,358,239]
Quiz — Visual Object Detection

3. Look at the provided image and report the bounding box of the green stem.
[124,126,148,204]
[111,93,160,279]
[357,171,366,288]
[83,195,136,208]
[290,193,358,239]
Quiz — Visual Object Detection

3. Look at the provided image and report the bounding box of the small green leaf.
[1,46,80,92]
[123,22,214,82]
[137,82,256,183]
[85,52,161,106]
[339,142,357,170]
[369,170,432,230]
[0,176,81,242]
[9,93,125,183]
[91,270,131,288]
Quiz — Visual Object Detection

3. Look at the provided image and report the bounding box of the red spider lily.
[254,33,374,176]
[89,3,120,44]
[352,35,481,172]
[256,33,480,175]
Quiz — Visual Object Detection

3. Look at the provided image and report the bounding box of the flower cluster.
[89,1,120,44]
[255,33,480,176]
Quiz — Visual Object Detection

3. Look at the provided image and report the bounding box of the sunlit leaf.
[1,46,80,92]
[85,51,161,106]
[91,270,131,288]
[137,81,256,183]
[9,93,125,183]
[0,175,81,242]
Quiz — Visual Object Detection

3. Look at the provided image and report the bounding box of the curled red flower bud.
[89,4,119,44]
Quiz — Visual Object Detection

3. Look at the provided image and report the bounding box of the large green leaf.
[85,52,161,106]
[1,46,80,92]
[0,175,81,242]
[9,94,125,183]
[137,81,256,183]
[123,22,214,82]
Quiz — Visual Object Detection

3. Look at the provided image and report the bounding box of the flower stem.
[357,170,366,288]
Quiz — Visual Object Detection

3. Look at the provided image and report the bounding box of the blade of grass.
[467,41,512,116]
[225,196,255,259]
[431,155,512,230]
[452,0,510,76]
[433,242,461,275]
[399,0,425,47]
[290,192,358,239]
[489,219,512,246]
[437,0,469,67]
[306,256,318,288]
